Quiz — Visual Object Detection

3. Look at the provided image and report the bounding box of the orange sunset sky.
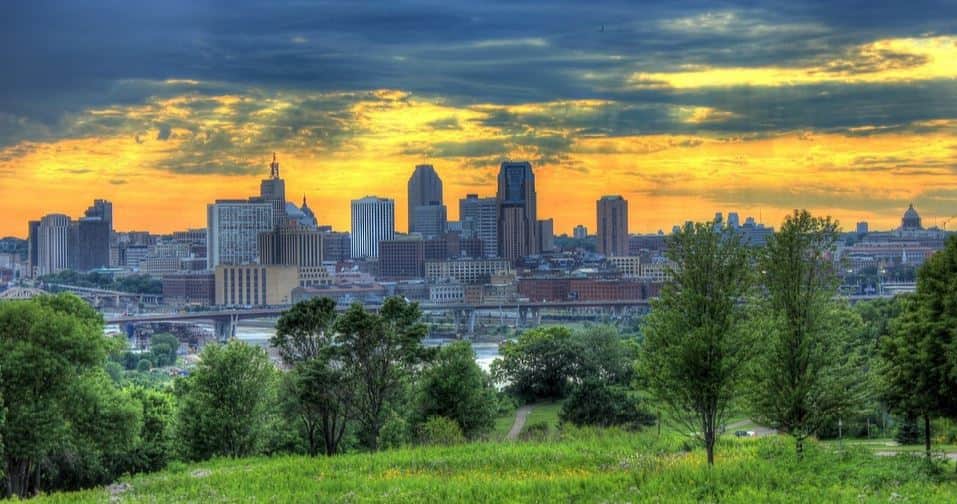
[2,3,956,237]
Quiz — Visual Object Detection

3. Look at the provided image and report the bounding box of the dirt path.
[507,405,534,440]
[725,419,777,437]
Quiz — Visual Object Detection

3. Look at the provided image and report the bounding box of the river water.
[232,325,502,371]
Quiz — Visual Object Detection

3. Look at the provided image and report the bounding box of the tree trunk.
[796,437,804,461]
[6,458,35,498]
[704,429,715,466]
[923,413,932,460]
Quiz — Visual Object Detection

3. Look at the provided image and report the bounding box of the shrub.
[417,416,465,446]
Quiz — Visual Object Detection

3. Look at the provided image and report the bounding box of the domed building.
[901,204,923,231]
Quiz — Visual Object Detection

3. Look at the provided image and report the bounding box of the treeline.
[639,210,957,466]
[39,270,162,295]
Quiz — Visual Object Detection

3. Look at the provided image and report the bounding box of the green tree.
[273,297,355,456]
[750,210,866,459]
[335,297,428,450]
[176,340,276,460]
[491,326,580,400]
[126,387,176,473]
[880,237,957,461]
[282,357,354,456]
[149,333,179,367]
[273,297,338,364]
[43,371,141,491]
[0,294,107,497]
[638,221,754,466]
[417,341,497,439]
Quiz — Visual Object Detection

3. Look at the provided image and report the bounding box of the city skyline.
[3,2,957,237]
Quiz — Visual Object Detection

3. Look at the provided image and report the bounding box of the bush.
[560,381,656,430]
[417,416,465,446]
[520,420,551,442]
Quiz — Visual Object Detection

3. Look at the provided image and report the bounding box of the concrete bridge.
[105,293,894,342]
[45,283,163,306]
[106,299,656,341]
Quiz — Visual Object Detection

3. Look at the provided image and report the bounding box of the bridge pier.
[214,314,239,342]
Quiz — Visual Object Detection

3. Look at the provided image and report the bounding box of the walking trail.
[507,405,534,440]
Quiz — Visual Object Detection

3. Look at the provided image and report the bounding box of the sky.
[1,0,956,237]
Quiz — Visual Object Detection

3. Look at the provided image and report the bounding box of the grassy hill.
[33,429,957,503]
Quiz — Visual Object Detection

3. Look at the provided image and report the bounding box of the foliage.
[880,236,957,458]
[491,326,581,400]
[175,341,277,461]
[125,387,176,473]
[282,357,354,456]
[149,333,179,368]
[416,416,465,446]
[560,380,655,429]
[273,297,338,365]
[0,294,107,497]
[750,210,867,458]
[416,341,497,440]
[334,297,429,450]
[638,221,755,465]
[41,371,141,492]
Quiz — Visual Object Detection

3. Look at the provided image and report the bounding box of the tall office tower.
[537,218,555,252]
[597,195,628,257]
[260,153,287,228]
[351,196,395,259]
[727,212,740,228]
[75,217,111,270]
[573,225,588,239]
[411,204,447,238]
[84,199,113,225]
[459,194,499,258]
[407,164,443,232]
[206,200,274,268]
[258,223,324,267]
[36,214,72,276]
[27,220,40,277]
[496,161,538,261]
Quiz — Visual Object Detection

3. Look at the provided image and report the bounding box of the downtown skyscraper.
[407,164,445,235]
[496,161,538,262]
[351,196,395,258]
[459,194,499,258]
[597,195,629,257]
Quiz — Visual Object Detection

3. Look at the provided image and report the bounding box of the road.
[507,405,534,440]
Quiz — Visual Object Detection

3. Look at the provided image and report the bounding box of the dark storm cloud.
[1,0,956,161]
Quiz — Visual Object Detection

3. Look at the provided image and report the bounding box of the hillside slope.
[34,430,957,503]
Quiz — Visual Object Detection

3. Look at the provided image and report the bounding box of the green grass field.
[32,429,957,503]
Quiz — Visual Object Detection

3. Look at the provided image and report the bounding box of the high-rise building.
[27,220,40,278]
[597,195,628,257]
[36,214,71,276]
[496,161,538,261]
[351,196,395,259]
[411,204,447,238]
[84,199,113,225]
[856,221,869,234]
[74,217,111,270]
[460,194,499,258]
[260,153,287,228]
[206,200,273,268]
[573,225,588,239]
[537,219,555,252]
[379,236,426,279]
[258,223,324,267]
[727,212,740,228]
[407,164,443,232]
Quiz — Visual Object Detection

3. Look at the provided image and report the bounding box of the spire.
[269,152,280,179]
[302,194,308,208]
